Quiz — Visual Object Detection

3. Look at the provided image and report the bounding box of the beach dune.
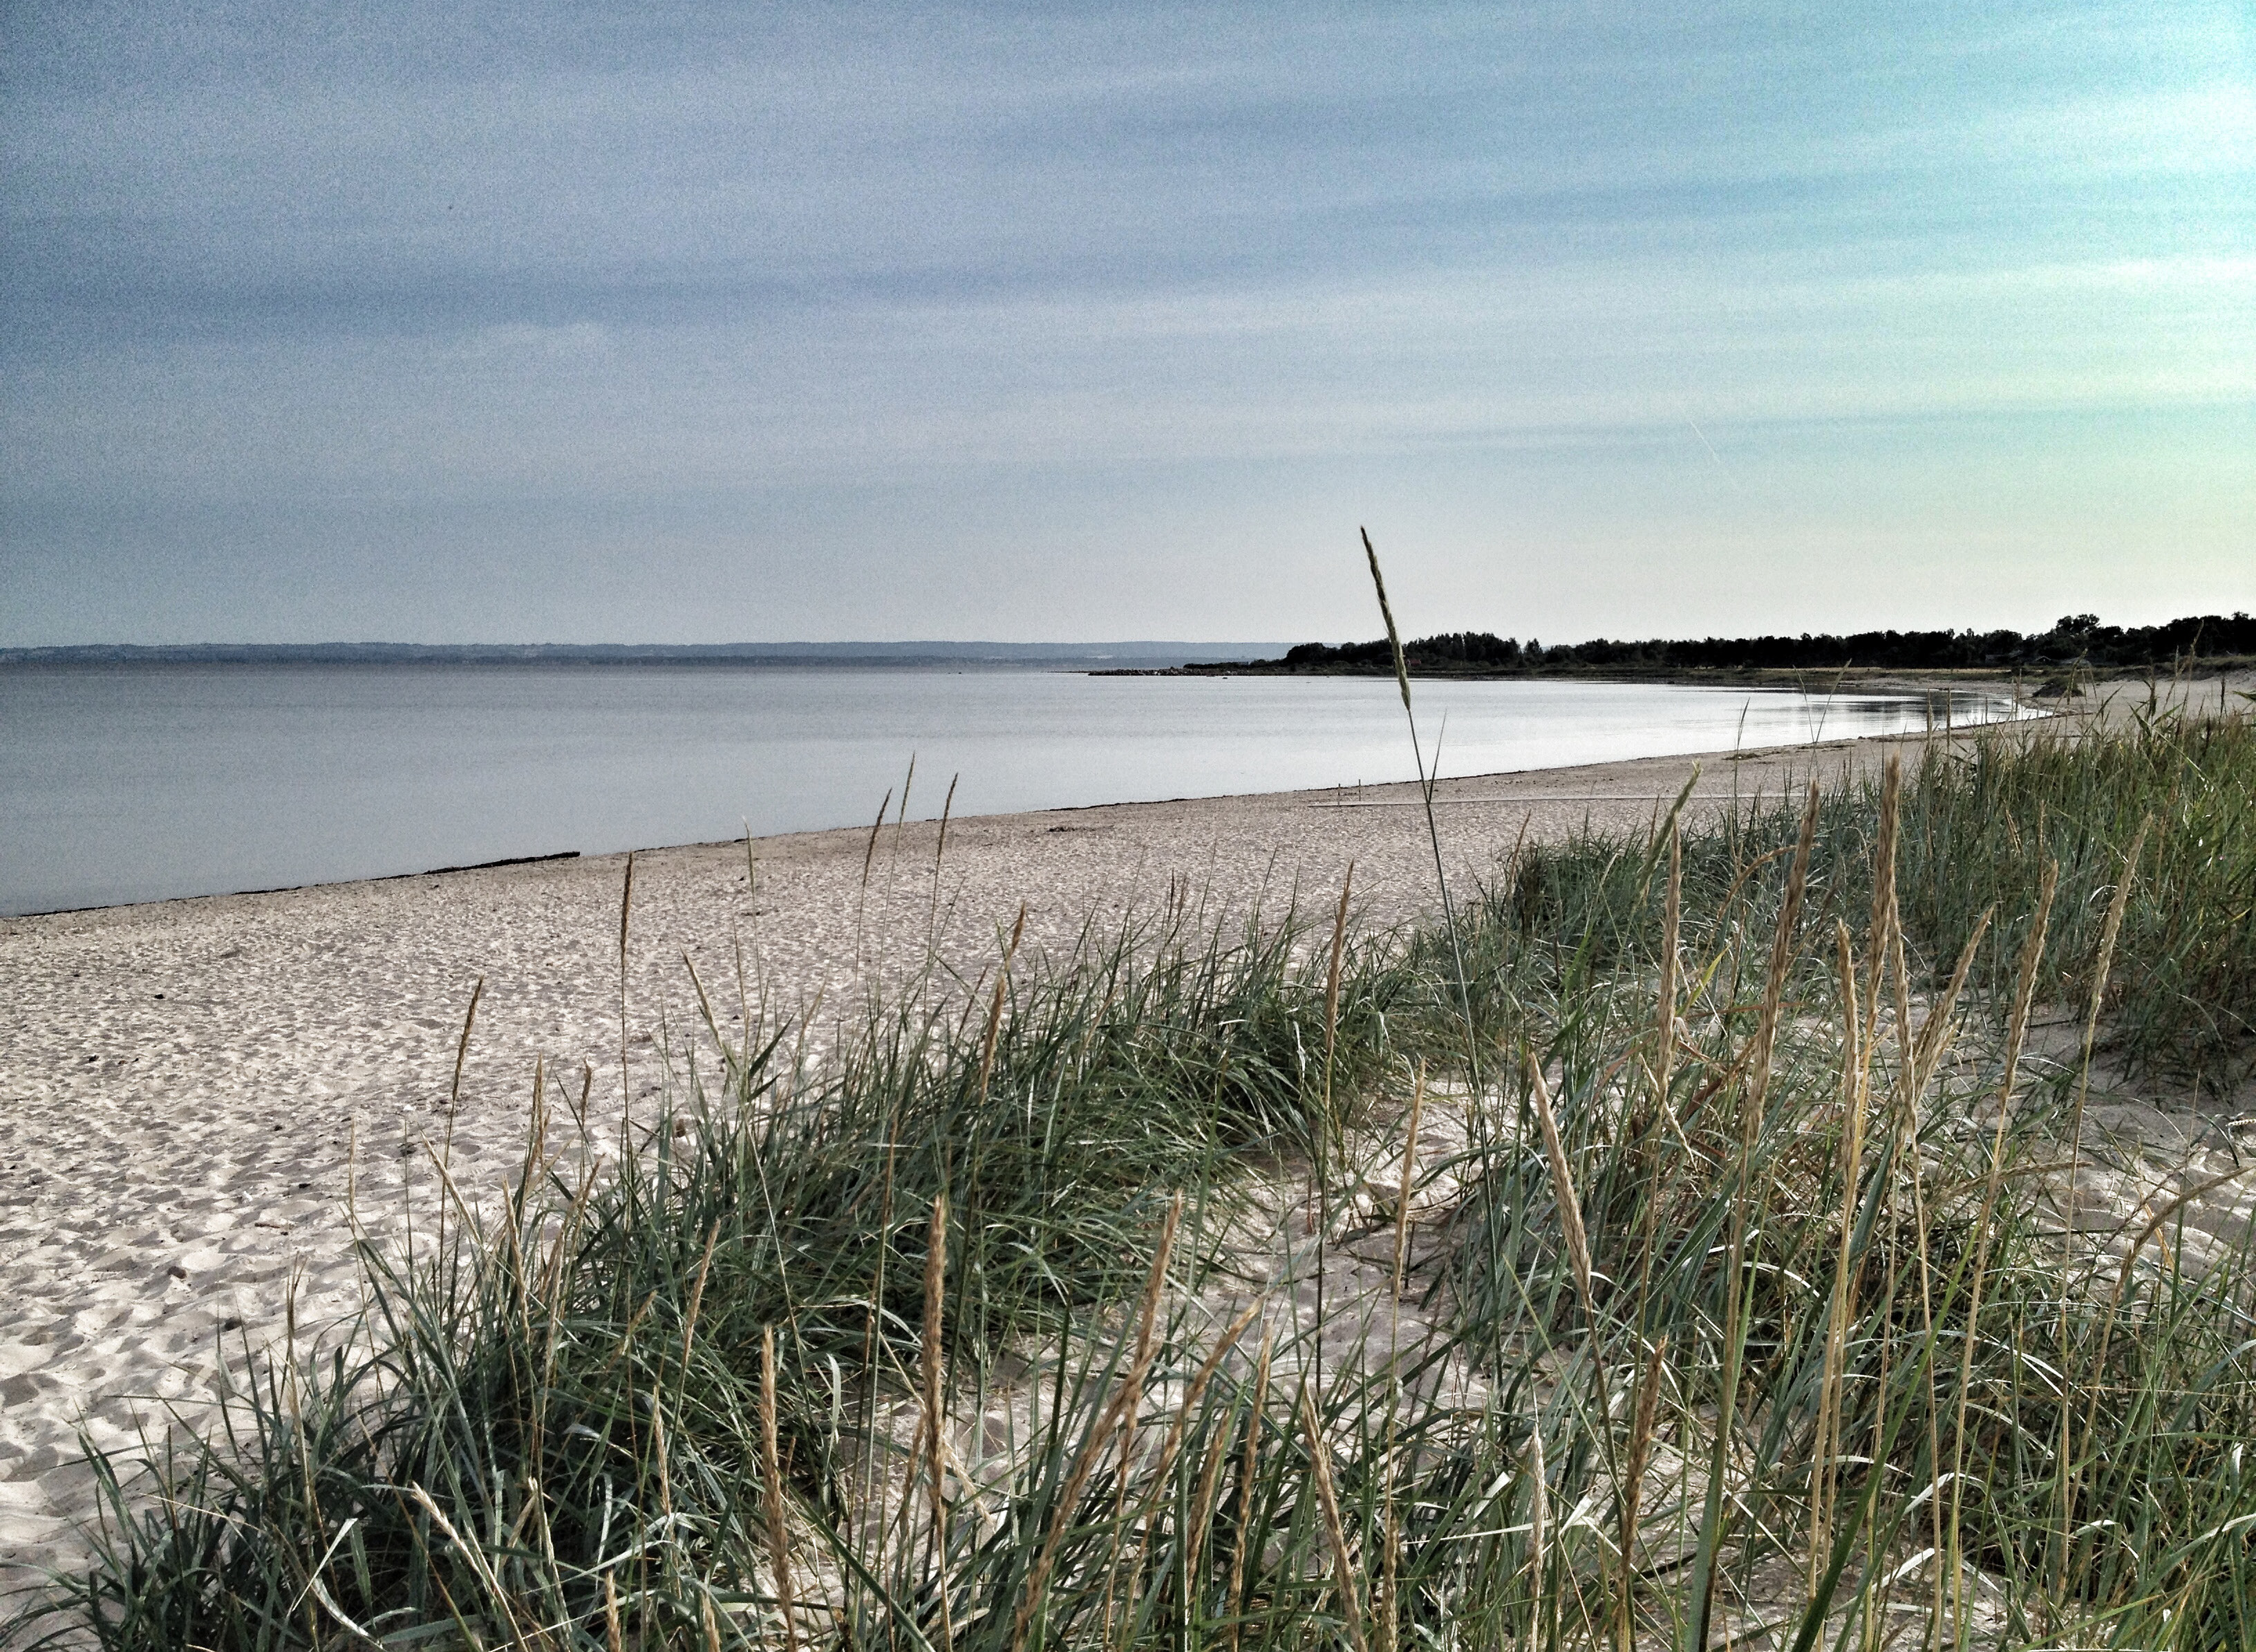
[0,728,2020,1585]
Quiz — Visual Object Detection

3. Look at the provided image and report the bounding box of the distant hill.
[0,640,1287,668]
[1201,613,2255,677]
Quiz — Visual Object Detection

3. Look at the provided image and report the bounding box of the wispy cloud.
[3,0,2250,642]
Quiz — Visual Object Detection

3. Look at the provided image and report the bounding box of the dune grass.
[8,706,2253,1650]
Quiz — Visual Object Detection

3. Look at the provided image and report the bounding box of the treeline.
[1272,612,2255,675]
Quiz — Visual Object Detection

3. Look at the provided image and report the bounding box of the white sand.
[2,677,2234,1587]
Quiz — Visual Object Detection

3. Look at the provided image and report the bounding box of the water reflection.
[0,667,2042,913]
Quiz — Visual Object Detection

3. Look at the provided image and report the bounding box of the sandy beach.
[3,679,2236,1588]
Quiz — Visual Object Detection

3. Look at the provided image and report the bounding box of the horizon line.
[0,639,1289,660]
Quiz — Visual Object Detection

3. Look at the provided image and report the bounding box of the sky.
[3,1,2250,646]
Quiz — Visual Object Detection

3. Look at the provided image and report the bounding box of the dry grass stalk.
[1654,816,1680,1101]
[1527,1424,1548,1641]
[1361,525,1476,1082]
[2057,818,2150,1590]
[1223,1325,1274,1652]
[508,1055,549,1331]
[1360,527,1412,718]
[760,1326,800,1652]
[1185,1393,1234,1582]
[1100,1188,1181,1644]
[1382,1061,1422,1652]
[922,1193,952,1650]
[1390,1060,1427,1333]
[1628,817,1681,1456]
[446,973,485,1111]
[1910,908,1997,1096]
[1323,861,1355,1114]
[1808,920,1866,1596]
[1861,755,1900,1049]
[681,951,736,1079]
[977,905,1030,1104]
[1318,863,1355,1268]
[1379,1497,1400,1652]
[618,852,634,1117]
[1946,855,2061,1635]
[677,1217,721,1377]
[1905,911,1996,1642]
[404,1485,528,1647]
[928,772,959,936]
[1616,1333,1669,1652]
[1299,1387,1369,1652]
[2101,1163,2256,1333]
[1010,1194,1182,1652]
[1695,778,1818,1651]
[1527,1055,1593,1315]
[1112,1305,1263,1652]
[1749,780,1821,1119]
[1132,1304,1262,1523]
[893,753,916,863]
[860,789,892,892]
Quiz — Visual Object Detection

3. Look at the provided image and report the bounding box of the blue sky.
[3,1,2250,644]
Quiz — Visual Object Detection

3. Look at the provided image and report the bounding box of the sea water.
[0,665,2027,914]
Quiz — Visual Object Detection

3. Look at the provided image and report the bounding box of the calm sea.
[0,666,2027,915]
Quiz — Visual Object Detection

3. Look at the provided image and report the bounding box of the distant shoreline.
[1100,659,2256,695]
[0,641,1286,669]
[1094,660,2063,696]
